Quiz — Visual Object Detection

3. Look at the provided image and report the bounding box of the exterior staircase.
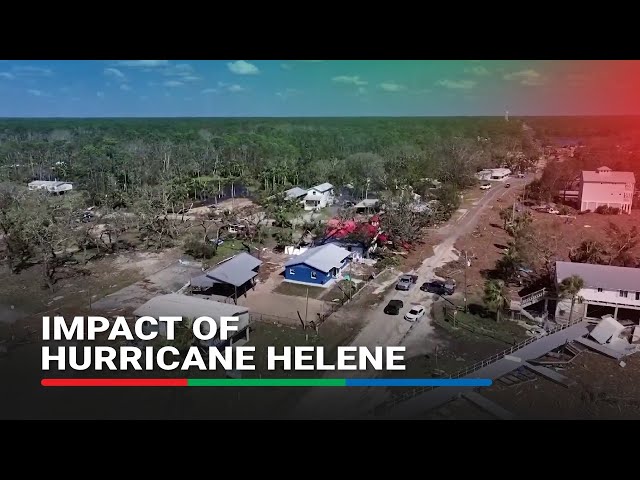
[520,288,546,308]
[497,366,537,387]
[510,288,547,323]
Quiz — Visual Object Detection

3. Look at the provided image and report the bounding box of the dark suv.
[421,279,455,295]
[384,299,404,315]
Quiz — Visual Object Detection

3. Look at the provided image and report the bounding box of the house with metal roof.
[578,166,635,214]
[284,243,352,286]
[284,186,308,202]
[304,183,334,211]
[132,293,250,346]
[353,198,380,213]
[555,261,640,323]
[190,252,262,302]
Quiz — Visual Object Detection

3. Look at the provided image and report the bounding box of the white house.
[578,166,635,214]
[475,168,511,181]
[28,180,73,194]
[304,183,334,211]
[489,168,511,180]
[555,261,640,324]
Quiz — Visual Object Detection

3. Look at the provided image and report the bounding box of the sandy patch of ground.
[91,259,204,316]
[213,198,256,211]
[188,206,214,217]
[236,259,330,326]
[0,248,188,335]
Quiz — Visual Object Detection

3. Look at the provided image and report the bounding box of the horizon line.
[2,114,640,120]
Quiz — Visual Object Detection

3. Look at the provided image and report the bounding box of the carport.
[190,252,262,304]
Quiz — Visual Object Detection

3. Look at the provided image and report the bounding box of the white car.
[547,207,560,215]
[479,184,491,190]
[404,304,426,322]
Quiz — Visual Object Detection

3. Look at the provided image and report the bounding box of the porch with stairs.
[510,288,552,324]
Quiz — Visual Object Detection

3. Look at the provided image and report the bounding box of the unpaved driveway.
[91,259,203,315]
[290,179,525,419]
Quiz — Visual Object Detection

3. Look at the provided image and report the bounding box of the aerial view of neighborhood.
[2,60,640,420]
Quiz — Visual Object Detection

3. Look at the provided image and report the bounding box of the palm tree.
[496,246,520,282]
[558,275,585,324]
[483,279,509,322]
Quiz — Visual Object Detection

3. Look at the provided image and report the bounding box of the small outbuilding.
[190,252,262,303]
[132,293,250,346]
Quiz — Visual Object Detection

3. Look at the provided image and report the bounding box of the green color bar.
[187,378,346,387]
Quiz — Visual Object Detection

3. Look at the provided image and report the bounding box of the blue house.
[284,244,352,287]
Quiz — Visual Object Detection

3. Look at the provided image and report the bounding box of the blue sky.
[0,60,633,117]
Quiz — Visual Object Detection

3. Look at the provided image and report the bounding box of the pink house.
[579,166,635,214]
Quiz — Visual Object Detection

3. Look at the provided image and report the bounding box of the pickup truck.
[395,274,418,291]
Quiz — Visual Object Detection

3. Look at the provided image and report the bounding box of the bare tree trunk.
[568,296,575,324]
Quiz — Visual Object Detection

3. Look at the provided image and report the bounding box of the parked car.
[395,274,418,291]
[404,304,426,322]
[384,299,404,315]
[421,279,455,295]
[547,207,560,214]
[479,183,491,190]
[517,173,526,178]
[420,280,447,295]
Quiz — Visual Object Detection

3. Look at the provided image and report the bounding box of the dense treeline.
[0,117,536,206]
[526,116,640,142]
[0,117,539,289]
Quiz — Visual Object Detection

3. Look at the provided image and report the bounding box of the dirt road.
[290,179,527,419]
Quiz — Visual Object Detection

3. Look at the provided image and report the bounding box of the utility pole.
[463,250,470,313]
[304,287,309,325]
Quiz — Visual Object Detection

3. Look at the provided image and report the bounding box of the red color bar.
[41,378,188,387]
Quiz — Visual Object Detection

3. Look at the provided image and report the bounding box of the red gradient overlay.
[539,60,640,115]
[41,378,188,387]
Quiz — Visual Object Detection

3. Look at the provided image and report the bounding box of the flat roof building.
[132,293,250,346]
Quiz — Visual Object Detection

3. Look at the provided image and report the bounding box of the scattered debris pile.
[574,315,640,361]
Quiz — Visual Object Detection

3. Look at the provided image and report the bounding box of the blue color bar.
[345,378,492,387]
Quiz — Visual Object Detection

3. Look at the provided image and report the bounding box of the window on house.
[597,288,603,293]
[636,292,640,301]
[311,271,317,279]
[289,268,295,276]
[620,290,629,298]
